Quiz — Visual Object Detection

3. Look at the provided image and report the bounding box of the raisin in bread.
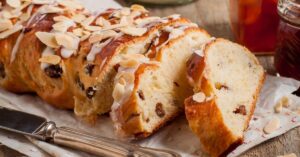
[111,27,211,138]
[184,38,265,157]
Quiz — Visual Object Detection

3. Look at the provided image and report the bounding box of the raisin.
[173,82,179,87]
[44,65,63,78]
[86,87,96,99]
[85,64,95,76]
[137,90,145,100]
[75,75,84,90]
[233,105,247,115]
[0,62,5,79]
[113,63,120,72]
[155,103,165,118]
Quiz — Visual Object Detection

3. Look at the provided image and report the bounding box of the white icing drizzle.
[40,47,55,69]
[61,48,75,58]
[86,38,112,62]
[194,37,216,57]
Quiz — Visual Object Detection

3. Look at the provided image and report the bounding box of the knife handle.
[41,122,181,157]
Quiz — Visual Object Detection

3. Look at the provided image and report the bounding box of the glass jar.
[229,0,280,54]
[275,0,300,81]
[126,0,194,5]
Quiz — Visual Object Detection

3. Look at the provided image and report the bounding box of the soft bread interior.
[205,39,264,137]
[136,30,210,133]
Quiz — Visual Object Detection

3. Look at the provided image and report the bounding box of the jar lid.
[278,0,300,25]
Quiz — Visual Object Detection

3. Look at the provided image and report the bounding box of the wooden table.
[1,0,299,156]
[119,0,300,156]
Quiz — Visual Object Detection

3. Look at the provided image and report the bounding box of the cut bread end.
[185,38,265,156]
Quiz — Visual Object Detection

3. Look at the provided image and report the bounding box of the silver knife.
[0,106,181,157]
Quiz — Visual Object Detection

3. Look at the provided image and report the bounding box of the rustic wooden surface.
[1,0,299,157]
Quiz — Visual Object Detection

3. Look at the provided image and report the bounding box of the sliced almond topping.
[1,10,13,19]
[80,15,95,26]
[134,16,160,27]
[0,24,23,39]
[274,101,283,113]
[192,92,206,103]
[122,53,145,60]
[19,12,30,21]
[119,26,147,36]
[39,5,64,14]
[0,19,13,32]
[39,54,61,65]
[119,59,139,68]
[263,117,280,134]
[130,4,147,13]
[52,20,75,32]
[277,153,297,157]
[58,0,83,10]
[32,0,55,5]
[53,15,72,22]
[72,28,83,36]
[35,32,59,48]
[80,32,91,41]
[72,13,86,23]
[112,82,125,102]
[102,23,127,31]
[55,33,79,50]
[89,30,117,43]
[95,17,111,27]
[6,0,21,8]
[83,25,102,31]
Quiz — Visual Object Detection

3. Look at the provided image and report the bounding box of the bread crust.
[185,38,265,156]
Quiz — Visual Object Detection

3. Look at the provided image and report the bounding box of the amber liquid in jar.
[275,1,300,81]
[230,0,280,53]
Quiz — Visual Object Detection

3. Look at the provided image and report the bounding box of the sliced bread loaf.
[184,38,265,157]
[111,27,211,138]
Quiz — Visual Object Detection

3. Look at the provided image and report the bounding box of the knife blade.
[0,106,181,157]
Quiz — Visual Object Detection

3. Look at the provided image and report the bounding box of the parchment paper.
[0,1,300,156]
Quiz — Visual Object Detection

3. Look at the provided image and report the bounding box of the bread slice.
[184,38,265,157]
[72,16,192,122]
[110,27,211,138]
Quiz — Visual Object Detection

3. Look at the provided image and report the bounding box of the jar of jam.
[230,0,280,54]
[275,0,300,81]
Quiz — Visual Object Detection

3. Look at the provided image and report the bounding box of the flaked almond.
[134,16,160,27]
[89,30,117,43]
[112,82,125,102]
[52,20,75,32]
[277,153,297,157]
[130,4,147,13]
[1,10,13,19]
[80,15,95,26]
[274,101,283,113]
[39,54,61,65]
[119,59,139,68]
[58,0,83,10]
[72,13,86,23]
[119,26,147,36]
[0,19,13,32]
[39,5,64,14]
[55,33,79,50]
[72,28,83,36]
[95,17,111,27]
[53,15,72,22]
[6,0,21,8]
[32,0,55,5]
[122,53,145,60]
[80,33,90,41]
[120,8,131,16]
[263,117,280,134]
[19,12,30,21]
[192,92,206,103]
[35,32,59,48]
[83,25,102,31]
[0,24,23,39]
